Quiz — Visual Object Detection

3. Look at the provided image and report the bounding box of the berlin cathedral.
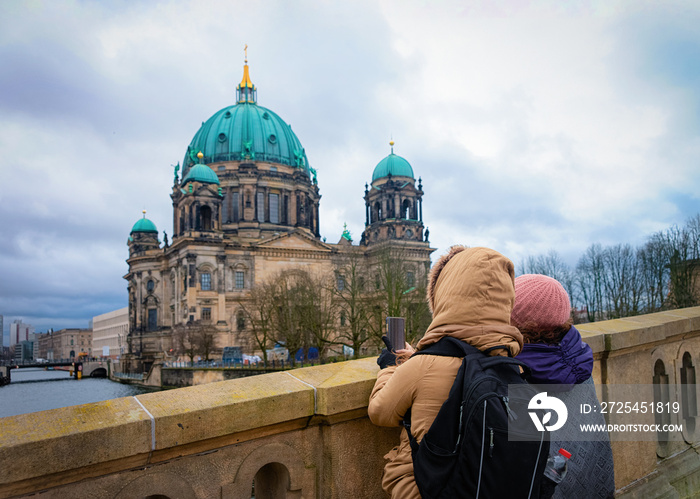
[124,57,433,363]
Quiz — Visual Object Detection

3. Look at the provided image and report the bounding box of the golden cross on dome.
[244,44,248,63]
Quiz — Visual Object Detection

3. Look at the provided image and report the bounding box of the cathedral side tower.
[362,141,428,246]
[171,152,224,242]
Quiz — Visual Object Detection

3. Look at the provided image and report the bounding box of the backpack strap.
[403,337,473,453]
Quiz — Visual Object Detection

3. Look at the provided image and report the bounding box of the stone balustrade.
[1,307,699,498]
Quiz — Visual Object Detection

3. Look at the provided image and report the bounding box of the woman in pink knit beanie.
[513,274,614,499]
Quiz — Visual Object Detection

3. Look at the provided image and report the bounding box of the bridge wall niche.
[1,308,700,498]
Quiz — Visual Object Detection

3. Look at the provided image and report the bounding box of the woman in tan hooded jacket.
[368,246,523,498]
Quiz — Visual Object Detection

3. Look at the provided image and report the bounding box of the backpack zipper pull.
[502,396,518,421]
[488,428,494,457]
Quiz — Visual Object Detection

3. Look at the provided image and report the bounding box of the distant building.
[9,320,34,348]
[13,340,34,363]
[0,315,4,346]
[38,329,92,360]
[92,308,128,359]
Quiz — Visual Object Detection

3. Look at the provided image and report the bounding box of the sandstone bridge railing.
[1,307,700,498]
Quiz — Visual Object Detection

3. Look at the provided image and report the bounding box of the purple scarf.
[516,326,593,385]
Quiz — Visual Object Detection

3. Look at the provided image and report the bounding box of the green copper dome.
[372,152,414,182]
[131,216,158,234]
[183,63,310,177]
[182,164,220,185]
[184,104,309,175]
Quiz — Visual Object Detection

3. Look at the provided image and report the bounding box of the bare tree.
[638,233,670,313]
[366,245,431,346]
[197,322,218,361]
[576,244,606,323]
[522,213,700,324]
[268,270,334,365]
[602,244,643,319]
[172,321,217,363]
[402,286,432,344]
[666,219,700,309]
[332,250,372,357]
[237,282,277,367]
[296,271,337,359]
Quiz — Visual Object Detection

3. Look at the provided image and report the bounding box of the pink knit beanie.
[511,274,571,329]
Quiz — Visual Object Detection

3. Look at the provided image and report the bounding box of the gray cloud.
[2,0,700,337]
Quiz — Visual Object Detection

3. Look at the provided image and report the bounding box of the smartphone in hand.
[386,317,405,351]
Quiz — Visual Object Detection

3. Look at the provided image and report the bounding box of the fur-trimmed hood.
[420,246,522,355]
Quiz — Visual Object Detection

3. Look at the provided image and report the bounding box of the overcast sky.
[1,0,699,339]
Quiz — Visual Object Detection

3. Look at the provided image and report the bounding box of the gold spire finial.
[197,151,204,159]
[238,45,254,90]
[142,209,147,218]
[390,139,395,153]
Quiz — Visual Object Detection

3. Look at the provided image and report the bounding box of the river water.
[0,368,152,418]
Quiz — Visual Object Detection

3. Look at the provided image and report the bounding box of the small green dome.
[182,164,220,185]
[131,217,158,234]
[372,153,414,182]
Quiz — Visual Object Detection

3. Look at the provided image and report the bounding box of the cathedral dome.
[131,214,158,234]
[182,164,220,185]
[372,145,414,182]
[182,62,310,177]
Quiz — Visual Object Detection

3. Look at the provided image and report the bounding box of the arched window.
[406,271,415,289]
[237,311,246,331]
[147,279,155,292]
[653,359,670,442]
[251,463,290,499]
[201,205,212,231]
[403,199,412,219]
[681,352,697,432]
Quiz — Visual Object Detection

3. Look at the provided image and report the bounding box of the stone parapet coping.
[577,306,700,353]
[0,357,380,493]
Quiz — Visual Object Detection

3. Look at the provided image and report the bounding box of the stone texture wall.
[1,308,700,498]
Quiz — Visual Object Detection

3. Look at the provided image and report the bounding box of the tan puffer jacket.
[368,246,523,498]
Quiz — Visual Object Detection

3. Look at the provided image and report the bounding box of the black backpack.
[403,336,549,499]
